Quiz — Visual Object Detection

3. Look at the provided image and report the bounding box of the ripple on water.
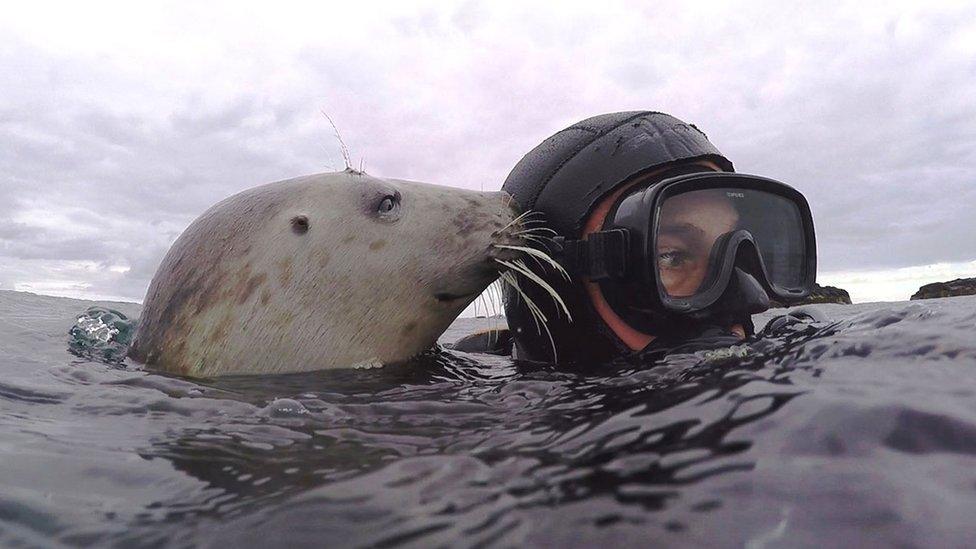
[2,293,976,545]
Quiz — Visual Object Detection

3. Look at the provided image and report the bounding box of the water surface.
[2,289,976,547]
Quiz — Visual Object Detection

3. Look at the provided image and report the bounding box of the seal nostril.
[290,215,309,234]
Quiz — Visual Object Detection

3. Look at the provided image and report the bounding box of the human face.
[655,189,738,297]
[582,160,736,351]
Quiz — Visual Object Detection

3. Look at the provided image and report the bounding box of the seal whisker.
[477,285,490,344]
[474,290,487,319]
[502,192,517,209]
[492,244,571,282]
[480,289,501,349]
[498,271,548,326]
[512,229,557,243]
[499,210,541,233]
[513,233,557,245]
[513,226,558,236]
[495,258,572,322]
[499,271,557,360]
[514,211,547,224]
[508,248,551,274]
[320,110,352,170]
[487,279,503,346]
[513,258,573,321]
[515,234,556,251]
[512,233,558,247]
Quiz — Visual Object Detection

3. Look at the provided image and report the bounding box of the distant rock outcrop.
[910,278,976,300]
[770,283,852,307]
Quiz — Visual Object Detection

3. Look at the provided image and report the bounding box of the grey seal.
[128,170,521,377]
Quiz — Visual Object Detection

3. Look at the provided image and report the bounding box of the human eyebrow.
[658,222,706,237]
[657,223,710,254]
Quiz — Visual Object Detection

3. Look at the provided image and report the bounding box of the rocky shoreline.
[910,277,976,300]
[770,283,852,307]
[773,276,976,305]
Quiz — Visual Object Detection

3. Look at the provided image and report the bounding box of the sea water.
[1,289,975,547]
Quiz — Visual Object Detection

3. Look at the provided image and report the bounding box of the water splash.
[67,306,135,363]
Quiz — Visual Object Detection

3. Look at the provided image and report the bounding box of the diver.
[453,111,819,362]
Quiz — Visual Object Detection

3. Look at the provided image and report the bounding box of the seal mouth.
[434,291,479,303]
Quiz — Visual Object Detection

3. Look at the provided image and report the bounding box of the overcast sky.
[1,0,974,306]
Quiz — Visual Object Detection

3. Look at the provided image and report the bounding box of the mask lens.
[654,187,807,299]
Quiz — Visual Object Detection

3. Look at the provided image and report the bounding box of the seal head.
[130,170,519,376]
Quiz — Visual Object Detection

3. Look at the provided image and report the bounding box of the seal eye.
[377,194,399,215]
[290,215,309,234]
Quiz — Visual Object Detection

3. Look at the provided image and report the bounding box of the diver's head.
[501,111,817,362]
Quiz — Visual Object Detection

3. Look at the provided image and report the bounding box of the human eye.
[658,249,690,268]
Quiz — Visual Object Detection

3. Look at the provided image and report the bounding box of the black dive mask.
[554,172,817,340]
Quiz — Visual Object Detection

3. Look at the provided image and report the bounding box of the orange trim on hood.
[581,160,723,351]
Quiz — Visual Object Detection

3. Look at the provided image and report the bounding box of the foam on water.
[1,289,976,546]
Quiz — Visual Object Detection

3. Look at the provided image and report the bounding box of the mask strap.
[553,229,629,281]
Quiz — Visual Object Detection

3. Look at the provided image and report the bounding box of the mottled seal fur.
[129,170,518,377]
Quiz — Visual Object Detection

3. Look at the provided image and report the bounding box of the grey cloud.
[0,44,346,300]
[689,7,976,272]
[1,236,114,262]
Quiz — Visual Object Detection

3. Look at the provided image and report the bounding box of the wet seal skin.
[129,169,520,377]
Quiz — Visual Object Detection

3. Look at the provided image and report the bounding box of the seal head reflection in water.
[129,170,520,377]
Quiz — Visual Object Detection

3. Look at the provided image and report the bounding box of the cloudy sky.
[1,0,974,307]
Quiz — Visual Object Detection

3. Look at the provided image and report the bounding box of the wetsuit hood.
[501,111,734,363]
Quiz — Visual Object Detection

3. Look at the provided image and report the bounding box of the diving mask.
[554,172,817,333]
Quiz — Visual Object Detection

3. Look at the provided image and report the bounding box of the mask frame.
[554,172,816,328]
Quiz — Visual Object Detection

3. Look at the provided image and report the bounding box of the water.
[2,289,976,547]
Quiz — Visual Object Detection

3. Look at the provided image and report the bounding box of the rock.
[769,283,852,308]
[910,278,976,300]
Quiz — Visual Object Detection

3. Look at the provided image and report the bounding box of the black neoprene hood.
[500,111,735,362]
[503,111,733,237]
